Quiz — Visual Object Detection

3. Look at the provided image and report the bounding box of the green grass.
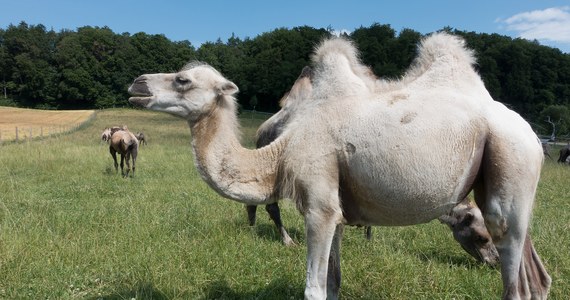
[0,108,568,299]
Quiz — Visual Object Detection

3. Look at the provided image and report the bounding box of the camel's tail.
[517,234,551,299]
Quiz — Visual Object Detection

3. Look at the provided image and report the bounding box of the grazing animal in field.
[136,132,147,145]
[109,126,139,177]
[439,197,499,265]
[101,126,125,143]
[101,128,112,142]
[129,33,550,299]
[542,142,552,160]
[557,143,570,163]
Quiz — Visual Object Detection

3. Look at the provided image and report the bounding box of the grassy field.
[0,108,568,299]
[0,107,95,142]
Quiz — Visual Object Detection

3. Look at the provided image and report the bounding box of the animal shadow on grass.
[200,278,303,300]
[85,281,168,300]
[415,248,491,268]
[104,166,115,175]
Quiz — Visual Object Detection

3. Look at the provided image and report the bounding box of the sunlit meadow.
[0,109,568,299]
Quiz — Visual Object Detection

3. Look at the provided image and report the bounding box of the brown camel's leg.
[110,147,118,173]
[131,146,137,177]
[265,203,296,246]
[120,154,125,177]
[125,152,131,177]
[246,205,257,226]
[365,226,372,240]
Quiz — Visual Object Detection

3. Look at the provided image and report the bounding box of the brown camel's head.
[439,200,499,266]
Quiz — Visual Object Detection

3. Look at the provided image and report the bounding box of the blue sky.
[1,0,570,53]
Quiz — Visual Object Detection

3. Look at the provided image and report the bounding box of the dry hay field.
[0,106,95,142]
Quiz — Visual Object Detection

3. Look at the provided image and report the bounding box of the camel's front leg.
[303,189,343,300]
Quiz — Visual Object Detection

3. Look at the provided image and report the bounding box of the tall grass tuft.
[0,108,568,299]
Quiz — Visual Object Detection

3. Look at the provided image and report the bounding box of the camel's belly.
[336,109,485,226]
[284,93,487,226]
[339,170,459,226]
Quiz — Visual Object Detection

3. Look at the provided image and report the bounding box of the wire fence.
[0,125,78,144]
[0,112,96,145]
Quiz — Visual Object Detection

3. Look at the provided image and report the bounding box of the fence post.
[15,126,18,141]
[29,127,32,141]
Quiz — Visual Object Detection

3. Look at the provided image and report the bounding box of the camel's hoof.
[283,237,297,247]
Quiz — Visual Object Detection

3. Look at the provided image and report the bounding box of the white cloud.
[498,6,570,44]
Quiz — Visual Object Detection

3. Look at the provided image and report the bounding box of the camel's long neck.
[189,105,283,205]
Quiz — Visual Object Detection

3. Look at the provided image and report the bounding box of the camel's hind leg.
[130,144,138,177]
[125,152,132,177]
[109,147,118,173]
[475,184,551,299]
[475,130,550,299]
[265,203,296,246]
[119,154,125,177]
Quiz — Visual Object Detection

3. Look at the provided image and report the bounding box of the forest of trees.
[1,21,570,136]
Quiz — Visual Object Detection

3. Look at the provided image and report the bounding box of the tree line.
[1,21,570,136]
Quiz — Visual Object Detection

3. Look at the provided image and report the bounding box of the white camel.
[258,66,499,264]
[128,33,551,299]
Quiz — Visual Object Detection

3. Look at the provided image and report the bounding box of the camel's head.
[439,200,500,266]
[101,128,112,142]
[128,62,239,122]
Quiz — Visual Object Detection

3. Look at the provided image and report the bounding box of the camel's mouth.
[128,76,153,107]
[128,81,153,105]
[128,96,152,107]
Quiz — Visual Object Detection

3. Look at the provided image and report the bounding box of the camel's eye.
[477,235,489,244]
[175,75,191,85]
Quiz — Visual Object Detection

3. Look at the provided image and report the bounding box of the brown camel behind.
[254,66,498,264]
[136,132,147,145]
[558,143,570,163]
[101,126,127,143]
[109,126,139,177]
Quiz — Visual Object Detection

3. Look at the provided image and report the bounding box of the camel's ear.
[216,81,239,96]
[438,215,456,227]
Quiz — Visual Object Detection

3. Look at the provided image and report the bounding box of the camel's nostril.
[128,79,151,97]
[134,76,147,84]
